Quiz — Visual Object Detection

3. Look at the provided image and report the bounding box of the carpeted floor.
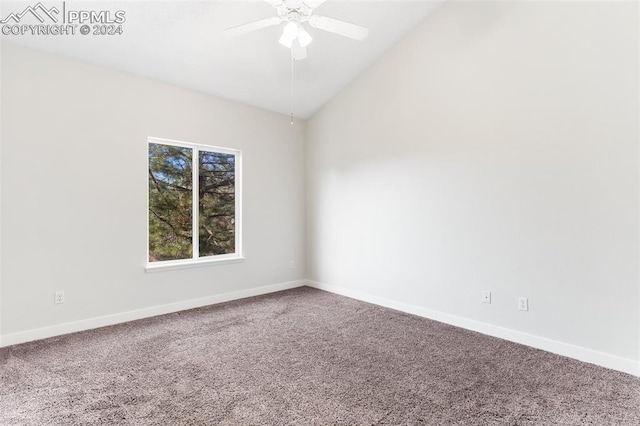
[1,287,639,425]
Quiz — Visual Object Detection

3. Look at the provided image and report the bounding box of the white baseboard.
[0,280,306,348]
[306,280,640,377]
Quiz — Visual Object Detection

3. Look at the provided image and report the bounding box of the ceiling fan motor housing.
[278,4,312,24]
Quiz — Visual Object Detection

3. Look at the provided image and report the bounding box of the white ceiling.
[1,0,442,118]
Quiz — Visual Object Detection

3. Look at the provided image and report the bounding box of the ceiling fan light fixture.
[279,33,295,48]
[282,21,298,37]
[282,22,298,35]
[297,27,313,48]
[279,22,298,47]
[279,21,312,49]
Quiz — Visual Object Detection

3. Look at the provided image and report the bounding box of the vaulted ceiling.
[1,0,442,118]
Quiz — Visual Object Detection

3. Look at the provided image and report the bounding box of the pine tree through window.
[148,138,241,267]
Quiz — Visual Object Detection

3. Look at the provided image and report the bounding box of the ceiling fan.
[225,0,369,60]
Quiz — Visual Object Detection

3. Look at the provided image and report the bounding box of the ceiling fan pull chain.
[290,53,295,125]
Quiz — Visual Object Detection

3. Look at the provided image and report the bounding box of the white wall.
[0,42,306,342]
[0,42,4,344]
[306,1,639,372]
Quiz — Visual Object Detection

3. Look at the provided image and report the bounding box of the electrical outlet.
[289,260,295,269]
[54,291,65,305]
[518,297,528,311]
[481,291,491,304]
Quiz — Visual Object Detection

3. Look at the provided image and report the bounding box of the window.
[147,137,242,270]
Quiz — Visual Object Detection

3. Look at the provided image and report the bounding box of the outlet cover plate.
[518,297,528,311]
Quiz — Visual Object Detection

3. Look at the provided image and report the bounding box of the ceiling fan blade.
[225,17,282,36]
[303,0,327,8]
[291,39,308,60]
[309,15,369,41]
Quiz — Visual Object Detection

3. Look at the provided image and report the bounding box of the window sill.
[145,255,245,273]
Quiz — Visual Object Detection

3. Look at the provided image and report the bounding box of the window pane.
[199,151,235,257]
[148,143,193,261]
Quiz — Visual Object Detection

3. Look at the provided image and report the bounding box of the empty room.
[1,0,639,424]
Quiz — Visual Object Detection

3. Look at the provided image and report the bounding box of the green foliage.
[198,151,235,256]
[148,144,193,261]
[148,143,235,262]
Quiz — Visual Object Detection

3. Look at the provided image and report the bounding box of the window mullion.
[192,147,199,259]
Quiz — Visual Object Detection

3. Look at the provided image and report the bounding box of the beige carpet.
[1,287,639,425]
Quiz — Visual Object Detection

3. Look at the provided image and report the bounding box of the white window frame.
[145,137,243,272]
